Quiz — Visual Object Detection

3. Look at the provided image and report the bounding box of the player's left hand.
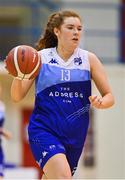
[89,95,103,109]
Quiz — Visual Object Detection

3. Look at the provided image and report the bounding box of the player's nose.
[73,28,79,35]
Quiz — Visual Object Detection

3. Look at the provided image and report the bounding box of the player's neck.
[56,46,74,61]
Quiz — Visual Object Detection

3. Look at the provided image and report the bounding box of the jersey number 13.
[61,69,70,81]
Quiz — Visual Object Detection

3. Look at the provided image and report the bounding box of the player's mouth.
[72,38,79,42]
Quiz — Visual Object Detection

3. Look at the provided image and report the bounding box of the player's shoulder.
[38,47,55,55]
[87,51,102,70]
[76,48,89,62]
[87,51,100,63]
[76,47,88,56]
[78,48,99,62]
[77,47,88,53]
[38,48,56,63]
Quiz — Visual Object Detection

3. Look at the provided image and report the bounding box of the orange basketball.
[5,45,41,80]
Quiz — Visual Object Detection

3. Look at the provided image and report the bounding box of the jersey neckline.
[53,47,78,67]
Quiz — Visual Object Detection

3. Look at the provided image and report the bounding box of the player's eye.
[78,27,82,31]
[67,26,73,30]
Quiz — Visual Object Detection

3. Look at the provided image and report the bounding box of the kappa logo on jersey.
[42,151,48,158]
[74,57,82,65]
[49,58,59,64]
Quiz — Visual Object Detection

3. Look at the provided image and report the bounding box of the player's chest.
[42,63,90,83]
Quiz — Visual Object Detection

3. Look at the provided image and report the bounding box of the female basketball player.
[11,10,114,179]
[0,85,11,179]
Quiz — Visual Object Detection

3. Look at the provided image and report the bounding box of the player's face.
[55,17,82,50]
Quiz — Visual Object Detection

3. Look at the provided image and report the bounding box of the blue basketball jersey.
[28,47,91,147]
[0,101,5,176]
[0,101,5,128]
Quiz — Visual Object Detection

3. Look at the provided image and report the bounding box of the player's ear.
[54,27,59,37]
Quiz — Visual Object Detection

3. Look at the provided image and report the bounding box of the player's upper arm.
[88,52,112,96]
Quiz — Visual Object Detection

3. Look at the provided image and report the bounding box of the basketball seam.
[24,55,41,79]
[14,46,25,79]
[23,47,30,80]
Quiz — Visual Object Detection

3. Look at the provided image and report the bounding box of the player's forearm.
[11,78,24,102]
[11,78,34,102]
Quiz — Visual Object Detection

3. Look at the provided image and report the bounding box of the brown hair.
[36,10,81,50]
